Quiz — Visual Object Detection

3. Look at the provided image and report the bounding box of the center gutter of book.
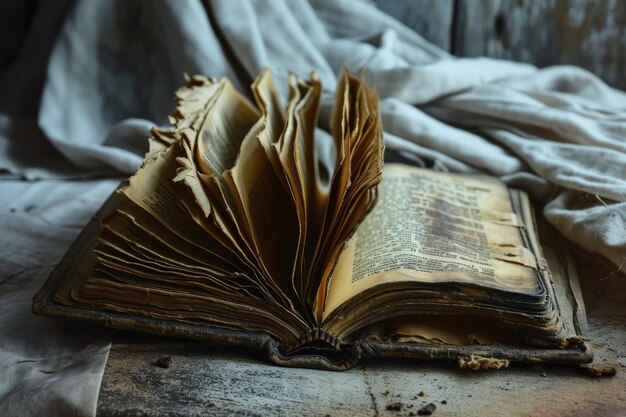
[37,69,591,370]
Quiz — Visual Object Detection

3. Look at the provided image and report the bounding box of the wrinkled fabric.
[0,180,119,417]
[1,0,625,415]
[3,0,621,266]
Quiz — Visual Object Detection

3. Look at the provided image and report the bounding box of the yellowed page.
[323,164,539,320]
[169,76,276,282]
[252,71,309,307]
[194,80,259,177]
[290,76,325,305]
[87,144,308,336]
[190,78,261,248]
[252,69,285,148]
[121,148,209,242]
[224,133,299,291]
[222,75,309,301]
[312,71,384,319]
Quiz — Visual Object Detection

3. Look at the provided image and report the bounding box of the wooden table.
[96,262,626,417]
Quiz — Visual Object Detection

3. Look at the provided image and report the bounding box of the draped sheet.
[1,1,624,415]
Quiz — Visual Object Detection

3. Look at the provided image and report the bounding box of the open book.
[33,70,591,370]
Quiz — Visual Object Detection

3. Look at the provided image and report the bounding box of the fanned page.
[322,165,573,346]
[52,69,384,345]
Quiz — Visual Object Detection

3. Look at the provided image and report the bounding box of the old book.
[33,70,591,370]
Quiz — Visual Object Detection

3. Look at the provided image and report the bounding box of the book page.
[311,71,384,320]
[194,80,260,178]
[323,164,541,320]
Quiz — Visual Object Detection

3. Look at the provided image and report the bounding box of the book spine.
[283,328,343,352]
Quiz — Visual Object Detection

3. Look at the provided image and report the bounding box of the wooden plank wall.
[374,0,626,91]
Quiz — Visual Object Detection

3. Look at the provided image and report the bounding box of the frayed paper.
[457,355,510,370]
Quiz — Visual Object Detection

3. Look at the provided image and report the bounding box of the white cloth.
[0,180,118,417]
[1,0,625,415]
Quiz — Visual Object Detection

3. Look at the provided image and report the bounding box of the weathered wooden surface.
[454,0,626,90]
[96,267,626,417]
[373,0,455,51]
[374,0,626,91]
